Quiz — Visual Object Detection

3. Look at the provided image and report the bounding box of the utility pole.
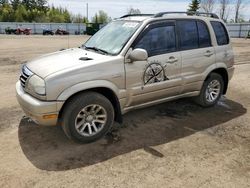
[86,3,89,21]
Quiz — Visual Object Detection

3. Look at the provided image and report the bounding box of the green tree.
[37,0,47,11]
[22,0,36,10]
[71,14,82,23]
[71,14,89,23]
[0,0,82,23]
[47,6,70,23]
[187,0,200,12]
[0,0,9,5]
[10,0,21,10]
[63,8,71,23]
[83,16,88,23]
[92,10,110,23]
[92,13,98,23]
[14,4,28,22]
[0,3,14,21]
[98,10,109,23]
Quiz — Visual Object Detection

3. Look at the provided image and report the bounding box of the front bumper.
[16,81,64,126]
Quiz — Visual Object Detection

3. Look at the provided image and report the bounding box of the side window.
[177,20,199,50]
[211,21,229,46]
[197,21,211,48]
[134,24,176,57]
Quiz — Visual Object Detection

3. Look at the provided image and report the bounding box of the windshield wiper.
[83,45,110,55]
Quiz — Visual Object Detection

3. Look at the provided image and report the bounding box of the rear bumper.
[16,81,64,126]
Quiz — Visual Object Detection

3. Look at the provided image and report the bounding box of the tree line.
[0,0,110,23]
[188,0,249,23]
[1,0,248,23]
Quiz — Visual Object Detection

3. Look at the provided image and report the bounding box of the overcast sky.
[48,0,250,21]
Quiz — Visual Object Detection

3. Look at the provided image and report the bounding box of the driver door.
[124,21,182,107]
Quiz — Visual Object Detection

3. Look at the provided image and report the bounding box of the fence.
[0,22,250,37]
[227,23,250,38]
[0,22,87,34]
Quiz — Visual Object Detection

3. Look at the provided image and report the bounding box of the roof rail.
[120,14,154,18]
[154,11,219,19]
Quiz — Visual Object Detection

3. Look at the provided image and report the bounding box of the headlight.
[27,75,46,95]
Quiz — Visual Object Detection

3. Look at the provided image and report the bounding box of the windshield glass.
[84,20,141,55]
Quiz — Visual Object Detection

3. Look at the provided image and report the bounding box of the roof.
[119,12,220,22]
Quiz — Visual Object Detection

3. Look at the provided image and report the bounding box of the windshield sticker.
[122,22,139,28]
[143,61,169,85]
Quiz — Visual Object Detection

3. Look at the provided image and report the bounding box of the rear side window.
[134,24,176,57]
[211,21,229,46]
[177,20,199,50]
[197,21,211,48]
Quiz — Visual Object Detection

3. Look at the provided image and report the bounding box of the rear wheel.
[62,92,114,143]
[195,73,224,107]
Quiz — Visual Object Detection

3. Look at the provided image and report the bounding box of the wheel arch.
[58,83,123,124]
[205,67,229,94]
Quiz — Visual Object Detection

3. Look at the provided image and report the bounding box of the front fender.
[57,80,122,101]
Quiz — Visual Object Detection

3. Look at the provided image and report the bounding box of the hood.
[26,48,109,78]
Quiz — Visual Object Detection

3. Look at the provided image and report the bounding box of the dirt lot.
[0,35,249,188]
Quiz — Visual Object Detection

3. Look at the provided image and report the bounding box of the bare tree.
[234,0,246,23]
[127,7,141,14]
[219,0,231,22]
[200,0,216,13]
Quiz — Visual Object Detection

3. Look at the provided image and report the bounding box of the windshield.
[84,20,141,55]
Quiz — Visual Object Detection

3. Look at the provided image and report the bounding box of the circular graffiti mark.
[143,62,167,85]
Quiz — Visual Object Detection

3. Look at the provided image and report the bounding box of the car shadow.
[18,97,247,171]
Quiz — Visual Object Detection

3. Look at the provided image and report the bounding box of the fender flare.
[57,80,121,101]
[202,62,228,81]
[57,80,124,123]
[203,62,229,94]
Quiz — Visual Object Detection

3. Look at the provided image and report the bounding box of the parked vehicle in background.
[5,27,32,35]
[15,28,32,35]
[246,30,250,39]
[55,29,69,35]
[75,30,85,35]
[5,27,17,34]
[16,12,235,143]
[84,23,100,35]
[43,29,54,35]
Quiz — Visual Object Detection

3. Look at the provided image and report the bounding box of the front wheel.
[195,73,224,107]
[61,92,114,143]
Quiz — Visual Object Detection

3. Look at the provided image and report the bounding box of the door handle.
[166,56,178,64]
[204,50,213,57]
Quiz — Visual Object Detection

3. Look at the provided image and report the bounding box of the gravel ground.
[0,35,249,188]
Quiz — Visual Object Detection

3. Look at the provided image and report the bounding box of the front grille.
[20,65,33,88]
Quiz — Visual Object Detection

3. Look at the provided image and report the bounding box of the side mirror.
[128,48,148,62]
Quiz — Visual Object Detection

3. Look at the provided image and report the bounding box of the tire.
[61,92,114,143]
[195,73,224,107]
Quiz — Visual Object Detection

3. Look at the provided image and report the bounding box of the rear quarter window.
[211,21,229,46]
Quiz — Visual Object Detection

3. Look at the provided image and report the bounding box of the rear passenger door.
[177,20,215,93]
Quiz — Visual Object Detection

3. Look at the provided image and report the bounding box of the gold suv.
[16,12,235,143]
